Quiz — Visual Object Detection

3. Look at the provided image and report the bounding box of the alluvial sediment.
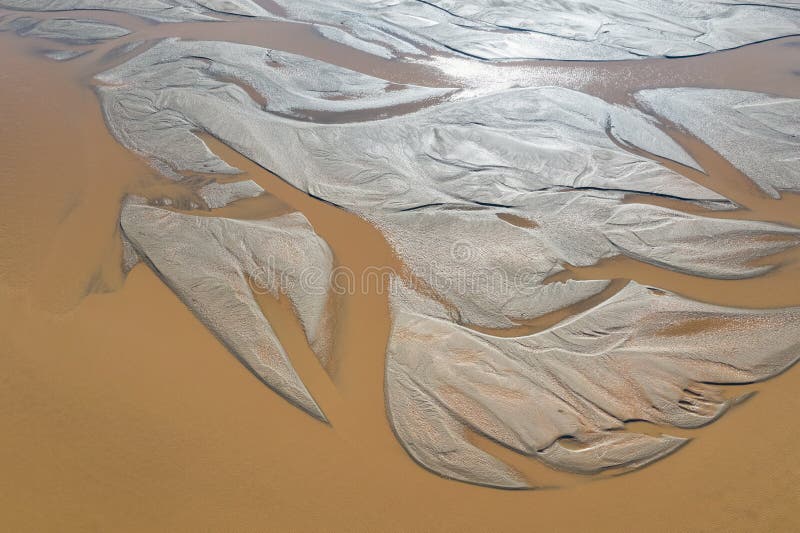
[0,0,274,22]
[96,39,800,484]
[637,88,800,199]
[387,279,800,488]
[43,48,90,61]
[92,43,800,328]
[120,202,335,421]
[198,179,264,209]
[269,0,800,61]
[5,6,798,488]
[0,16,130,44]
[95,38,452,181]
[5,0,799,61]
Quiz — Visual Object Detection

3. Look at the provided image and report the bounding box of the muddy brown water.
[0,7,799,532]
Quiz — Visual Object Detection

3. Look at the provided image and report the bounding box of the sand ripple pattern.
[3,0,799,488]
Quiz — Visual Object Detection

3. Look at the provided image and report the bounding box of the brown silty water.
[0,6,798,532]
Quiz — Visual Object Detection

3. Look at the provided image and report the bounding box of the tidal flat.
[0,1,799,531]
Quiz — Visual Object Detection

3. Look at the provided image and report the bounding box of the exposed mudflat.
[0,2,799,531]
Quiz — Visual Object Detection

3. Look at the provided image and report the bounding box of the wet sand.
[0,9,799,532]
